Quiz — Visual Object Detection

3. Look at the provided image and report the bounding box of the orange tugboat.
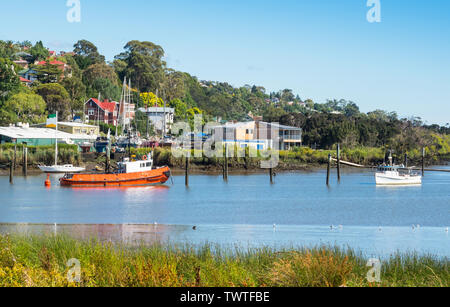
[60,155,171,187]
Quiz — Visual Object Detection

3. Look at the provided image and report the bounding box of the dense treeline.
[0,39,449,155]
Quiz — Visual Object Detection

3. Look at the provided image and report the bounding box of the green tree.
[83,63,118,86]
[33,62,62,83]
[34,83,71,119]
[30,41,49,62]
[0,40,20,59]
[62,77,86,119]
[111,59,127,81]
[73,40,105,70]
[115,40,166,92]
[87,78,121,101]
[263,105,287,122]
[62,54,82,79]
[0,58,21,101]
[161,69,185,102]
[0,92,46,124]
[169,98,188,121]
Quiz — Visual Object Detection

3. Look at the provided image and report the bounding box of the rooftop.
[138,107,175,113]
[0,127,97,140]
[58,122,98,128]
[0,127,76,139]
[88,98,118,113]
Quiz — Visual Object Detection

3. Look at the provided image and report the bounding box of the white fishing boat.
[38,164,86,173]
[375,166,422,186]
[38,112,86,174]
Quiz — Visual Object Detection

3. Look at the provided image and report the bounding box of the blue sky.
[1,0,449,125]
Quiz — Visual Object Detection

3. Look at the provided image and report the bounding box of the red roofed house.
[35,59,72,79]
[85,98,119,126]
[85,98,136,126]
[19,76,32,86]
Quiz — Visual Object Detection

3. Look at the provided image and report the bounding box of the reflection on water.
[0,223,448,258]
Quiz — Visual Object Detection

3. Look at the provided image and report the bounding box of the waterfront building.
[213,120,302,150]
[57,122,99,137]
[0,126,97,147]
[138,107,175,135]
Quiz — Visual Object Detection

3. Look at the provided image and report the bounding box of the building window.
[88,110,95,116]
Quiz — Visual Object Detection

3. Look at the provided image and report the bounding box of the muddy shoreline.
[1,158,447,176]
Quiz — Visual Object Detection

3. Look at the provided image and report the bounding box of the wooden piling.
[336,144,341,182]
[13,141,17,170]
[222,145,226,180]
[106,146,111,173]
[270,167,274,184]
[326,154,331,186]
[22,145,28,176]
[185,155,189,187]
[224,144,228,181]
[9,160,13,184]
[422,148,425,176]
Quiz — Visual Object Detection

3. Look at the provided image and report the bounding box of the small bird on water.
[192,226,197,230]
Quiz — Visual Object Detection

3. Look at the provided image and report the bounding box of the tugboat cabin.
[117,158,153,174]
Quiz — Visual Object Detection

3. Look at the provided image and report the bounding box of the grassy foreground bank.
[0,235,448,287]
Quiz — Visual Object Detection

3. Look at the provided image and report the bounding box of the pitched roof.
[89,98,117,113]
[37,60,66,66]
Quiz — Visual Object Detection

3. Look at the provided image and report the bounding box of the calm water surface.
[0,165,449,257]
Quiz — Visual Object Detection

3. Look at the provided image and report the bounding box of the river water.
[0,165,448,257]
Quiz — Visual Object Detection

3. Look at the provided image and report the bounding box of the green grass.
[0,234,448,287]
[0,144,80,167]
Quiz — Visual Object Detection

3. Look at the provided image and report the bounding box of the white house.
[138,107,175,135]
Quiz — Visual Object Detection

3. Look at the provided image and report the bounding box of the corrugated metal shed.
[0,127,97,146]
[0,127,75,139]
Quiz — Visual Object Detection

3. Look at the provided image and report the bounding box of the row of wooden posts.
[9,141,29,184]
[184,145,275,187]
[7,141,431,186]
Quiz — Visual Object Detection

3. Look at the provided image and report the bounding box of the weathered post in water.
[224,144,229,181]
[185,154,189,187]
[9,139,17,184]
[326,153,331,186]
[9,160,13,184]
[22,144,28,176]
[422,148,425,176]
[222,144,226,180]
[13,141,17,170]
[106,146,111,173]
[269,167,274,184]
[336,144,341,182]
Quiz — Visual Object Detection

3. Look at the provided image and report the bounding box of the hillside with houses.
[0,39,449,163]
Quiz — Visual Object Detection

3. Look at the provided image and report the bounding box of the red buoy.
[45,174,51,187]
